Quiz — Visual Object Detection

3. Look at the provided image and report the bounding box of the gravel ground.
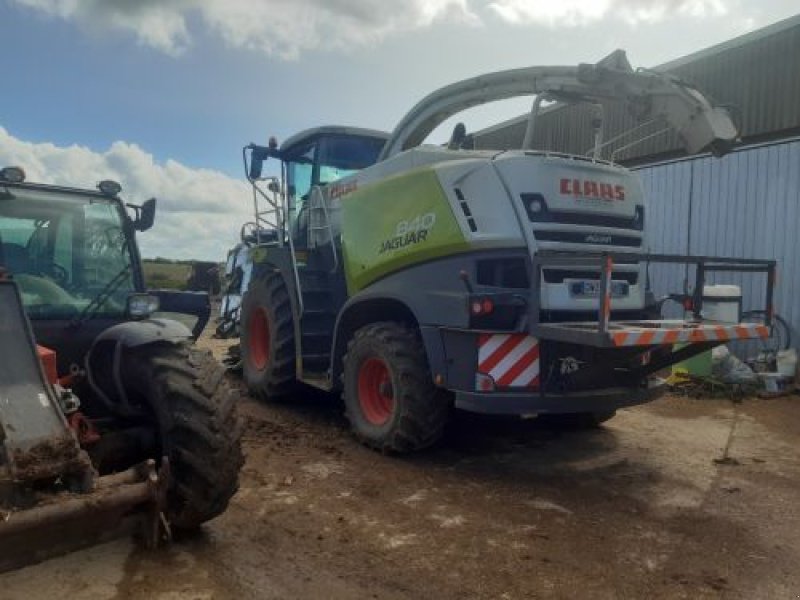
[2,335,799,600]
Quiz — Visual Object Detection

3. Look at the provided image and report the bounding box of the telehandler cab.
[0,167,243,571]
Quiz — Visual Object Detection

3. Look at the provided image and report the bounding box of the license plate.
[569,280,629,298]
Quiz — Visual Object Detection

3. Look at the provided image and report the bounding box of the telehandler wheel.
[240,271,296,400]
[128,343,244,529]
[537,410,616,429]
[342,322,450,452]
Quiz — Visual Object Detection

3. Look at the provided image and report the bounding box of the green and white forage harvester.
[236,51,776,452]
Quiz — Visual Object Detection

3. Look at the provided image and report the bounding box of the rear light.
[475,373,496,392]
[37,345,58,385]
[521,193,548,221]
[470,297,495,316]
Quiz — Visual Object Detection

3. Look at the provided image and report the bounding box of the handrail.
[243,147,304,315]
[282,161,304,316]
[285,216,304,316]
[530,251,777,335]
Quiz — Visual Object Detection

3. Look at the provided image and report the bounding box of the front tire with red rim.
[343,322,450,452]
[240,271,296,400]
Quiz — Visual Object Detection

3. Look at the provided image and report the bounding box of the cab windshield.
[0,187,135,319]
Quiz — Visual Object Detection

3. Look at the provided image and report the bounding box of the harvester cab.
[237,50,775,452]
[218,127,388,339]
[245,126,388,250]
[0,168,242,570]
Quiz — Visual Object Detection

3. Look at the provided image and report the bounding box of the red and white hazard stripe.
[477,334,540,389]
[611,322,769,347]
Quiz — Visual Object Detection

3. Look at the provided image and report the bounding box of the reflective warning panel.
[477,334,540,389]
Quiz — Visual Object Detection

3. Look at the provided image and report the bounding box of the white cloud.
[486,0,728,27]
[13,0,195,55]
[11,0,478,58]
[0,127,250,260]
[10,0,734,57]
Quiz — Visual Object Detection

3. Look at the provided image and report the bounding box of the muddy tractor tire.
[129,343,243,530]
[538,410,617,429]
[342,322,450,453]
[240,271,296,400]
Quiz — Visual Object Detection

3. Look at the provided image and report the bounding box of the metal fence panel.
[638,138,800,342]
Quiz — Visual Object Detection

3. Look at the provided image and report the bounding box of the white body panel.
[432,151,647,311]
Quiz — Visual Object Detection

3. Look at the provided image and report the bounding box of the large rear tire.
[240,271,296,399]
[129,343,243,529]
[342,322,450,452]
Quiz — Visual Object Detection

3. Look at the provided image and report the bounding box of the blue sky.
[0,0,798,259]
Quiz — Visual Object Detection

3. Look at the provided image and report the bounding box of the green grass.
[142,260,192,290]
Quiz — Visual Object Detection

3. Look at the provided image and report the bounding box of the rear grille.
[533,230,642,247]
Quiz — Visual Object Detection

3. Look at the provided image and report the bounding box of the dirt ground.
[2,335,800,600]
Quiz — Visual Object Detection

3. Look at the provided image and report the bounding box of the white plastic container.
[777,349,797,379]
[701,284,742,324]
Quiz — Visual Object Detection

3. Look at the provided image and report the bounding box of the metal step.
[300,279,331,294]
[301,308,337,323]
[299,372,331,391]
[302,352,330,368]
[301,294,334,312]
[298,269,328,285]
[301,333,332,354]
[302,331,333,341]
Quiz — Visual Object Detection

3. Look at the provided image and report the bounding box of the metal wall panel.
[637,138,800,340]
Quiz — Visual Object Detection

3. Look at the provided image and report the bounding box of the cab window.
[285,142,316,228]
[0,192,134,319]
[318,135,385,185]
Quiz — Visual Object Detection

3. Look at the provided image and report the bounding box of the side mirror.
[248,145,270,180]
[131,198,157,232]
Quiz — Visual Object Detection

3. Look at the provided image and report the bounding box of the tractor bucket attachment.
[0,280,169,572]
[0,458,170,573]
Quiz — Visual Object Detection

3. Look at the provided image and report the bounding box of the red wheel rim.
[249,308,270,371]
[358,358,394,426]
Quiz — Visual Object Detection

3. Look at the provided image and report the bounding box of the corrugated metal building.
[474,14,800,341]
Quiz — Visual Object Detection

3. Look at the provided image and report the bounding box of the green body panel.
[250,246,269,264]
[341,168,469,293]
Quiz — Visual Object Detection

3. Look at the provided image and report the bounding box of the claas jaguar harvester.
[238,51,775,452]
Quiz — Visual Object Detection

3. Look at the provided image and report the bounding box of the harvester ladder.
[249,174,305,315]
[307,185,339,273]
